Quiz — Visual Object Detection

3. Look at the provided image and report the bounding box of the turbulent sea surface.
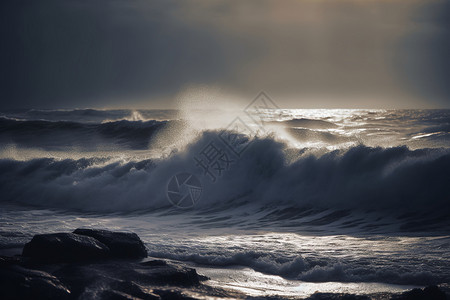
[0,108,449,298]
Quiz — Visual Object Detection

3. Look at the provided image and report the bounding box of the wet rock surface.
[0,263,71,300]
[22,228,148,262]
[0,229,232,300]
[301,286,449,300]
[0,256,216,300]
[2,229,448,300]
[390,285,447,300]
[73,228,147,259]
[22,233,110,263]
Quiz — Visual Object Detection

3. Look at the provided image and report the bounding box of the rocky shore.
[0,229,448,300]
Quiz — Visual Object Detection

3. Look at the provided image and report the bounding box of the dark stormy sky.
[1,0,449,109]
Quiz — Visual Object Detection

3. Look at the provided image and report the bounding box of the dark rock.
[99,289,142,300]
[110,281,161,299]
[52,264,110,298]
[139,264,200,287]
[73,228,147,259]
[306,293,370,300]
[390,285,447,300]
[0,251,226,300]
[197,274,210,282]
[22,233,110,262]
[8,229,216,299]
[166,266,200,286]
[141,259,167,267]
[152,289,197,300]
[97,261,200,287]
[0,265,71,300]
[52,260,201,298]
[0,255,25,266]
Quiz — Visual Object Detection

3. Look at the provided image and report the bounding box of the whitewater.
[0,108,449,298]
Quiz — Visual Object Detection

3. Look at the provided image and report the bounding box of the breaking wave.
[1,109,450,290]
[0,130,449,222]
[147,249,445,285]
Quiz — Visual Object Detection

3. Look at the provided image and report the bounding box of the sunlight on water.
[1,109,449,161]
[198,267,419,298]
[0,108,449,298]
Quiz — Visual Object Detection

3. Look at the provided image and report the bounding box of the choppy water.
[0,108,449,297]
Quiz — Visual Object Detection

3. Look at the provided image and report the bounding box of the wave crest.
[0,131,449,217]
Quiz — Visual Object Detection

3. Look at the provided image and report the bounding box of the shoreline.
[1,229,448,300]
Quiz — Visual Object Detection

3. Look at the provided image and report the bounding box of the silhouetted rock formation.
[390,285,447,300]
[22,233,110,263]
[1,229,213,300]
[303,286,449,300]
[7,229,448,300]
[73,228,147,259]
[22,229,148,263]
[0,264,71,300]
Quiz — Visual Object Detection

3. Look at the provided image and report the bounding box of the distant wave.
[0,108,177,123]
[288,127,350,143]
[0,117,173,150]
[272,118,338,129]
[0,131,449,223]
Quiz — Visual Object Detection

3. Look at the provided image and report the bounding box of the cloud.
[0,0,447,108]
[0,0,235,108]
[395,0,450,107]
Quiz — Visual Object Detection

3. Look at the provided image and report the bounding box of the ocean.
[0,108,449,298]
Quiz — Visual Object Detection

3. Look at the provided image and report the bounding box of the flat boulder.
[22,233,110,262]
[0,265,71,300]
[73,228,147,259]
[390,285,447,300]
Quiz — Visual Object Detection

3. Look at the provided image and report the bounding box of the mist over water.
[1,108,449,214]
[1,108,449,296]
